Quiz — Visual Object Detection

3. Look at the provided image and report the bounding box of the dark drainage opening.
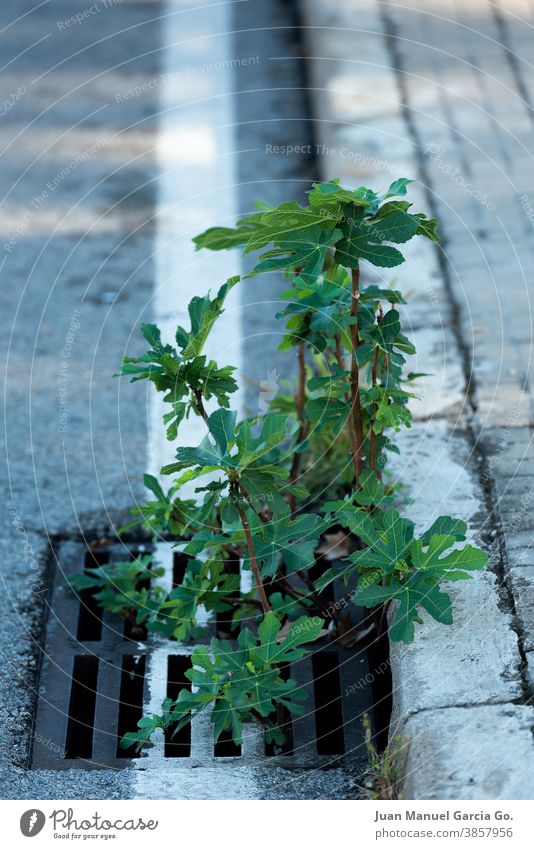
[216,555,240,639]
[172,552,190,587]
[265,663,293,756]
[116,655,146,758]
[367,628,393,753]
[312,651,345,756]
[64,656,99,759]
[77,551,108,641]
[123,550,150,642]
[164,655,191,758]
[214,729,241,758]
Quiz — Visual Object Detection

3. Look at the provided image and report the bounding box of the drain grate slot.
[64,656,99,759]
[123,551,150,641]
[312,650,345,756]
[216,555,240,639]
[214,729,241,758]
[164,655,191,758]
[116,655,146,758]
[76,551,108,641]
[265,663,293,756]
[172,552,190,587]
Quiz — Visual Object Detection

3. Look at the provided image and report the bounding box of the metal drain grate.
[32,540,377,771]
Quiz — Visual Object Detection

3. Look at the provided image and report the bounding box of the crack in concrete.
[396,695,529,726]
[489,1,534,131]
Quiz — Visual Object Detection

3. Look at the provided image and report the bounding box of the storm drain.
[32,540,379,772]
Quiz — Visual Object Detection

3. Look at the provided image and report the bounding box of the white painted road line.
[149,0,243,495]
[137,0,261,799]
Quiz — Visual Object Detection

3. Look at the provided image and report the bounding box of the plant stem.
[250,708,277,731]
[234,486,271,615]
[369,344,380,474]
[288,344,309,515]
[350,266,365,486]
[238,482,268,524]
[221,595,263,608]
[370,305,384,477]
[190,390,274,612]
[192,387,208,423]
[278,574,324,611]
[335,332,360,482]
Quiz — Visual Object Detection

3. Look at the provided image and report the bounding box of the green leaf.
[383,177,415,198]
[335,211,406,268]
[208,408,237,455]
[251,225,342,283]
[247,507,327,578]
[307,179,379,210]
[368,209,419,245]
[212,698,243,745]
[178,277,239,359]
[411,536,488,575]
[251,202,332,248]
[140,323,163,351]
[192,214,265,251]
[143,473,166,501]
[276,615,324,654]
[163,402,187,441]
[420,516,467,543]
[353,470,393,508]
[169,433,232,472]
[253,613,324,665]
[415,214,440,242]
[360,285,406,305]
[258,611,282,652]
[306,396,349,423]
[355,573,453,644]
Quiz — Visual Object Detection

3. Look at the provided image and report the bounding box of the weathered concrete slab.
[389,425,523,724]
[508,566,534,653]
[399,704,534,800]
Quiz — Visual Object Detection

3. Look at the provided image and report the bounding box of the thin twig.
[350,267,365,486]
[238,483,268,524]
[370,305,383,476]
[221,596,263,608]
[278,574,324,611]
[234,487,271,615]
[369,345,380,474]
[288,344,309,515]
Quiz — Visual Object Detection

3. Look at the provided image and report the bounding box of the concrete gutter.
[302,0,534,799]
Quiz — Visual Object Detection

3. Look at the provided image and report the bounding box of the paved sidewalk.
[303,0,534,799]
